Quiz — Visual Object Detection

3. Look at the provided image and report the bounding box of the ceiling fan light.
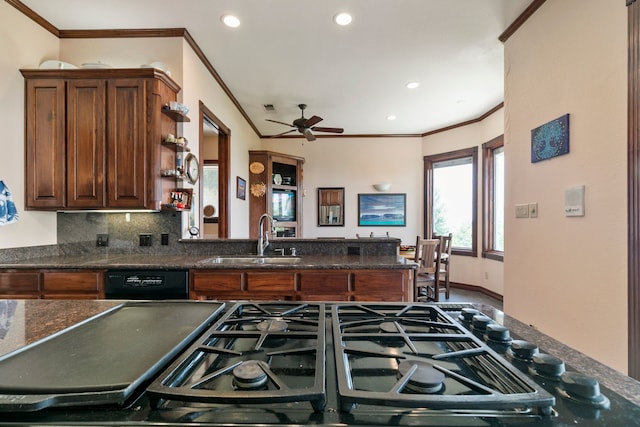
[221,14,240,28]
[334,12,353,26]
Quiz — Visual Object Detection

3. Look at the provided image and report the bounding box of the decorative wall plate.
[250,182,266,197]
[249,161,265,174]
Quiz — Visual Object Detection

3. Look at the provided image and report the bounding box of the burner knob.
[530,353,566,379]
[558,372,611,409]
[459,308,479,323]
[510,340,539,360]
[485,324,512,343]
[472,314,492,332]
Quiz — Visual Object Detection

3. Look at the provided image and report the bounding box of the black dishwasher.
[104,270,189,299]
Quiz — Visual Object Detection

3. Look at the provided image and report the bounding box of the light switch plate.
[515,204,529,218]
[529,203,538,218]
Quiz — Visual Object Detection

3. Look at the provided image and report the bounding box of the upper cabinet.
[249,151,304,239]
[21,68,182,211]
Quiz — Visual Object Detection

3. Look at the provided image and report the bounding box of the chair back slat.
[415,238,441,275]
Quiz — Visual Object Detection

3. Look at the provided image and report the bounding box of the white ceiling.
[20,0,531,137]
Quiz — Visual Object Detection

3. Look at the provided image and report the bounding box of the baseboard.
[450,282,503,302]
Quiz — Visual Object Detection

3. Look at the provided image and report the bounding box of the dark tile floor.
[441,287,503,311]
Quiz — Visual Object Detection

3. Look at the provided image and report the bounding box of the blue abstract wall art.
[531,114,570,163]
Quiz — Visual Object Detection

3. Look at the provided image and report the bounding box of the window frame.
[482,135,505,261]
[424,146,478,257]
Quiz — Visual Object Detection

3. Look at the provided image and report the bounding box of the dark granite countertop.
[0,254,415,270]
[0,299,637,409]
[474,303,640,407]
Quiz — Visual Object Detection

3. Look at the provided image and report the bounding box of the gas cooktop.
[0,301,637,426]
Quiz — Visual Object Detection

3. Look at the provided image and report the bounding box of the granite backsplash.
[0,211,400,262]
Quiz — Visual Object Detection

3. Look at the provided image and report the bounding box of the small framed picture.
[237,176,246,200]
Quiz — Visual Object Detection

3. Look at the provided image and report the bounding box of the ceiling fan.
[266,104,344,142]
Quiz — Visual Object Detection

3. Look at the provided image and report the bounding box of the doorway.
[199,101,230,238]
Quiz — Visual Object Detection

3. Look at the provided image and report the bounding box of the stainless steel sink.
[199,256,301,265]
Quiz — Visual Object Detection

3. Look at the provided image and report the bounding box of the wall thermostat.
[564,185,585,217]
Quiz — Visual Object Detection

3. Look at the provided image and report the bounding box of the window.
[482,136,504,261]
[424,147,478,256]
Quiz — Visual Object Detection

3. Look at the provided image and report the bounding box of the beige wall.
[260,137,423,243]
[422,108,505,296]
[504,0,628,372]
[0,1,60,249]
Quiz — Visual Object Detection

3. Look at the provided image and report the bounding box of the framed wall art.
[318,187,345,226]
[531,113,570,163]
[358,193,406,226]
[237,176,246,200]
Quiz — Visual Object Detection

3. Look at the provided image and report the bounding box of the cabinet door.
[25,79,66,209]
[299,271,350,301]
[0,271,40,297]
[66,80,107,208]
[352,270,408,301]
[107,79,147,208]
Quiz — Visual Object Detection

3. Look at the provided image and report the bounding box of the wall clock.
[185,153,199,184]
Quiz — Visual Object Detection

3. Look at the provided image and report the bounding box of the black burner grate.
[332,303,555,415]
[146,302,326,411]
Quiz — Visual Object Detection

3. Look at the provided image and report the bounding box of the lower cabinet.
[0,270,104,299]
[190,269,410,302]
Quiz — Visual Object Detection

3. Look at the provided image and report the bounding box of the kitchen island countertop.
[0,299,638,409]
[0,254,415,270]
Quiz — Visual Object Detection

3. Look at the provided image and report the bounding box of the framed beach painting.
[357,193,406,226]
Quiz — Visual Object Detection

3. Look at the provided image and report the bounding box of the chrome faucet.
[257,213,275,256]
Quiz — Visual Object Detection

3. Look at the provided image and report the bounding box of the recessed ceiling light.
[386,115,397,121]
[406,81,420,89]
[334,12,353,26]
[221,14,240,28]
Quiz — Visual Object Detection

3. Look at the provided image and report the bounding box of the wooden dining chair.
[433,233,452,299]
[413,237,442,302]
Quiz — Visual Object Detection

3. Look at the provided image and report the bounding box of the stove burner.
[379,321,398,333]
[256,319,288,332]
[232,360,268,390]
[557,371,610,409]
[397,360,445,394]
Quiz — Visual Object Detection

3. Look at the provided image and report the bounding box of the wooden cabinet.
[299,271,350,301]
[190,269,409,302]
[66,79,106,208]
[249,151,304,238]
[0,271,40,299]
[0,270,104,299]
[352,271,407,301]
[42,271,103,299]
[21,69,181,210]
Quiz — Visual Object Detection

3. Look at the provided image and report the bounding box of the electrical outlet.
[96,234,109,247]
[515,204,529,218]
[139,234,152,247]
[161,233,169,245]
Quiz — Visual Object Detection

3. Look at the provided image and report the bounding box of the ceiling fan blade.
[311,126,344,134]
[304,115,323,127]
[303,128,316,142]
[266,119,295,128]
[269,129,297,138]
